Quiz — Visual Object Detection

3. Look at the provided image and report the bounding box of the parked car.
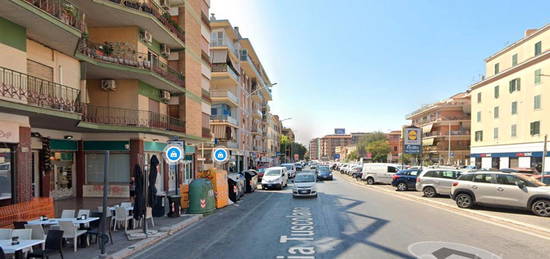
[500,168,538,175]
[228,173,246,202]
[534,174,550,185]
[292,172,318,198]
[391,169,422,191]
[242,170,259,193]
[361,163,401,184]
[261,167,289,190]
[281,163,297,178]
[257,168,266,181]
[317,166,333,180]
[416,168,462,197]
[351,166,362,179]
[451,172,550,217]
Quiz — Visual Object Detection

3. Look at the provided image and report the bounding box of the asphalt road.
[131,169,550,259]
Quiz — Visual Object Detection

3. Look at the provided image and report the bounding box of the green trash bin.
[188,178,216,214]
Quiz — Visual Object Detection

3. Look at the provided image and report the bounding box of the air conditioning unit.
[101,80,116,91]
[161,90,171,102]
[161,44,171,57]
[143,30,152,43]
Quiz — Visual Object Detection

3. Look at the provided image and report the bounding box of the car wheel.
[423,186,436,198]
[397,182,408,191]
[532,199,550,217]
[455,193,474,209]
[366,177,375,185]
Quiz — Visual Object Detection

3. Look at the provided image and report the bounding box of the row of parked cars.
[334,162,550,217]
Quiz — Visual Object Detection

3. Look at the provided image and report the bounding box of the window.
[0,147,13,200]
[458,174,474,181]
[512,54,518,66]
[511,124,517,137]
[534,95,541,110]
[494,63,500,75]
[496,174,523,185]
[509,78,521,93]
[477,92,482,103]
[473,174,494,183]
[410,170,420,176]
[475,130,483,142]
[511,101,518,115]
[493,106,499,118]
[530,121,540,135]
[476,111,481,122]
[439,170,458,179]
[494,85,499,98]
[424,171,437,177]
[535,41,542,56]
[535,69,542,85]
[493,127,499,139]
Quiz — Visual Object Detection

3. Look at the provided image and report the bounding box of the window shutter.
[509,80,513,93]
[516,78,521,91]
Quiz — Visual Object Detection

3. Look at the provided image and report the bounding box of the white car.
[261,167,289,190]
[361,163,401,184]
[292,172,318,198]
[281,163,297,178]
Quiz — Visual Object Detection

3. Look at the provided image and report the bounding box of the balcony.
[211,39,239,60]
[212,63,240,86]
[407,101,470,119]
[71,0,185,48]
[240,51,263,81]
[210,90,239,107]
[252,109,262,119]
[210,114,238,127]
[413,116,470,126]
[0,0,86,56]
[0,66,81,113]
[220,140,238,149]
[82,104,185,132]
[424,130,470,139]
[77,40,185,92]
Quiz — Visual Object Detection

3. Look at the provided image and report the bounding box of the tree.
[366,140,391,162]
[347,150,359,161]
[357,132,387,157]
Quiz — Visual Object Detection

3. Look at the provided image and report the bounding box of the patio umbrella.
[133,164,145,221]
[148,155,159,207]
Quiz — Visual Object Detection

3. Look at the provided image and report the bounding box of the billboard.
[404,127,422,154]
[335,128,346,135]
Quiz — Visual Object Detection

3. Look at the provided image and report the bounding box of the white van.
[361,163,401,185]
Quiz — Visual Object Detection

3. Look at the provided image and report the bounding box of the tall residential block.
[470,25,549,170]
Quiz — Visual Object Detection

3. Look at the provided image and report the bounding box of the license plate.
[299,190,308,194]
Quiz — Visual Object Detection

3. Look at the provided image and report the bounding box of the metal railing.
[0,66,81,112]
[78,40,184,86]
[210,114,238,125]
[83,104,185,132]
[210,39,239,58]
[25,0,86,31]
[211,63,240,81]
[424,130,471,137]
[414,116,470,125]
[100,0,185,43]
[407,101,470,118]
[210,90,239,104]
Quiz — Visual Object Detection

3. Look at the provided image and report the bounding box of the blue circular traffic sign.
[164,145,183,164]
[213,147,229,163]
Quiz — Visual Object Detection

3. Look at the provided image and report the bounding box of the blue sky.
[210,0,549,145]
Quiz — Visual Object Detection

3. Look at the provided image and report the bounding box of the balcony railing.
[212,63,240,82]
[424,130,470,137]
[26,0,86,31]
[210,90,239,105]
[407,101,470,119]
[78,40,184,87]
[0,66,81,112]
[210,114,238,125]
[414,116,470,125]
[83,104,185,132]
[99,0,184,43]
[210,39,239,59]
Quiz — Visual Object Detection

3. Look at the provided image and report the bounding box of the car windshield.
[514,174,545,187]
[294,174,316,183]
[264,169,282,176]
[282,164,293,170]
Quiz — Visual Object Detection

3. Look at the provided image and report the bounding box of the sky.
[210,0,549,145]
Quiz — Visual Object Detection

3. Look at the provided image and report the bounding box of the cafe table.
[27,217,100,226]
[0,239,45,258]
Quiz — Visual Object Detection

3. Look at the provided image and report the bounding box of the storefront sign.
[516,152,532,157]
[404,126,422,154]
[0,122,19,143]
[83,185,129,198]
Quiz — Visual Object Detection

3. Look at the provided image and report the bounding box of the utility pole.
[448,121,451,165]
[542,134,547,178]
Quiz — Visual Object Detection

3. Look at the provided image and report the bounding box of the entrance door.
[509,157,519,168]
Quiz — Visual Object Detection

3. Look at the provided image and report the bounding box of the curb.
[336,171,550,239]
[105,215,203,259]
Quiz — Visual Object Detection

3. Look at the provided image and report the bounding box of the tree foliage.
[366,140,391,162]
[346,150,359,161]
[357,131,387,157]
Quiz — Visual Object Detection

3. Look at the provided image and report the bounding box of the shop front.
[0,117,30,206]
[83,141,131,198]
[48,140,77,200]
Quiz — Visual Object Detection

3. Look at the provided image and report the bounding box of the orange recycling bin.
[197,168,228,208]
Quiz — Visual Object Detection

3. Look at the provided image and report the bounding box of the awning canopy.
[422,138,435,146]
[211,50,228,63]
[422,124,433,134]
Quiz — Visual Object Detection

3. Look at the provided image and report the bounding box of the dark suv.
[391,169,422,191]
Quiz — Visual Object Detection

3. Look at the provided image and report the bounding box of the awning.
[422,138,435,146]
[212,125,226,139]
[211,50,228,63]
[422,124,433,134]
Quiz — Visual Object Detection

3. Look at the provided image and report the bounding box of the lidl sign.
[404,127,422,154]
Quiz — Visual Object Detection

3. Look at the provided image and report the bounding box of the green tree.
[357,131,387,157]
[347,150,359,161]
[367,140,391,162]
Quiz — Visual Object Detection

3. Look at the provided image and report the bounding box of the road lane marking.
[278,207,316,258]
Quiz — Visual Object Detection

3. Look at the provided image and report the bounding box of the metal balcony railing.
[83,104,185,132]
[78,40,184,87]
[212,63,240,81]
[424,130,471,137]
[0,66,81,112]
[210,114,238,125]
[210,90,239,104]
[26,0,86,31]
[99,0,184,43]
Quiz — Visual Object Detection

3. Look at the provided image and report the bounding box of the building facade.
[386,130,402,162]
[407,92,471,165]
[319,134,352,160]
[470,25,549,170]
[309,138,320,160]
[0,0,211,206]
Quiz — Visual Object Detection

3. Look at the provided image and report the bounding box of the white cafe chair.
[12,229,33,254]
[58,220,88,252]
[25,224,46,249]
[113,207,132,232]
[77,209,91,228]
[61,209,75,218]
[0,229,12,239]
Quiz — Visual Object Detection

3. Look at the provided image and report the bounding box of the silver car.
[451,172,550,217]
[416,169,462,197]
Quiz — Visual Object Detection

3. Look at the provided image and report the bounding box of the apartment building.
[0,0,210,206]
[386,130,402,162]
[470,25,549,170]
[282,127,295,142]
[208,16,275,171]
[319,134,353,160]
[407,92,471,165]
[309,138,320,160]
[350,132,367,145]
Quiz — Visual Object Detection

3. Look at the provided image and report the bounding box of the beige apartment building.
[208,16,278,171]
[470,25,549,170]
[0,0,211,209]
[407,92,471,165]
